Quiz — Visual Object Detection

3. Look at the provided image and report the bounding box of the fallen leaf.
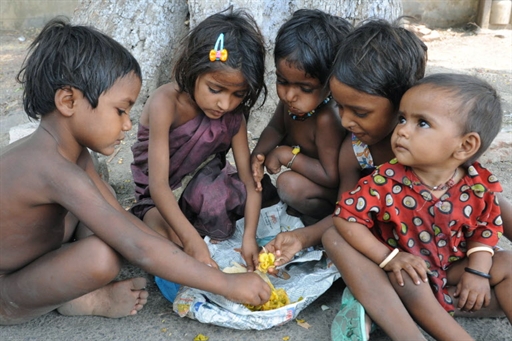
[282,336,290,341]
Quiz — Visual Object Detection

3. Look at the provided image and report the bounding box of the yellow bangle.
[467,246,494,257]
[379,248,399,268]
[287,145,300,168]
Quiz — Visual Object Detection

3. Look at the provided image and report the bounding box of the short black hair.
[415,73,502,165]
[17,17,142,119]
[330,18,427,111]
[274,9,353,85]
[173,7,267,116]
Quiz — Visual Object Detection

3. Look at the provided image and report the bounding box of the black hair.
[330,18,427,111]
[274,9,353,85]
[16,17,142,119]
[415,73,502,165]
[173,7,267,116]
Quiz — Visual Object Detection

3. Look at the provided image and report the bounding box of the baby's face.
[392,84,464,167]
[329,77,396,146]
[275,59,330,118]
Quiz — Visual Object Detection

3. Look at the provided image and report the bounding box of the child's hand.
[224,272,271,306]
[241,236,259,271]
[251,153,266,192]
[264,231,304,274]
[454,272,491,312]
[183,241,218,269]
[383,252,429,286]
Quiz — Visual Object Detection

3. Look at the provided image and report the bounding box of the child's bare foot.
[57,277,148,318]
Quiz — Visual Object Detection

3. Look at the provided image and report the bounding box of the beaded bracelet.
[379,248,399,268]
[466,246,494,257]
[464,267,492,279]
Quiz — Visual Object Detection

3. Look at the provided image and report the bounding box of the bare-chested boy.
[0,18,270,325]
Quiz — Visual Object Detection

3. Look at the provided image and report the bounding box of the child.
[265,19,427,268]
[330,73,511,340]
[250,9,351,221]
[0,18,270,325]
[130,8,266,271]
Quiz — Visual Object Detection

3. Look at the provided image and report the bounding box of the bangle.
[464,267,491,279]
[466,246,494,257]
[379,248,399,268]
[287,145,300,168]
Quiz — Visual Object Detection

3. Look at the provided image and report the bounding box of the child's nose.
[217,95,230,111]
[284,87,298,104]
[122,114,132,131]
[340,112,355,130]
[396,123,409,137]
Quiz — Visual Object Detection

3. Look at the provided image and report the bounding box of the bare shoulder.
[316,102,342,129]
[142,82,197,128]
[1,131,94,205]
[140,82,180,125]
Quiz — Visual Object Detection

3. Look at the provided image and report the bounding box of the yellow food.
[245,288,290,311]
[244,270,290,311]
[258,247,276,273]
[222,259,291,312]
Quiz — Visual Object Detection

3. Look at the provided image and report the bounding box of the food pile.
[222,248,291,311]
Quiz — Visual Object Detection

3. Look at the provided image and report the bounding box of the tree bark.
[73,0,189,115]
[74,0,402,135]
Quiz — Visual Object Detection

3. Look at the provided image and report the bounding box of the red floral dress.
[334,159,503,314]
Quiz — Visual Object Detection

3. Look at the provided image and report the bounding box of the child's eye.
[117,109,127,116]
[208,87,221,94]
[234,91,247,99]
[276,78,287,85]
[300,87,314,94]
[398,115,406,124]
[418,119,430,128]
[354,111,368,118]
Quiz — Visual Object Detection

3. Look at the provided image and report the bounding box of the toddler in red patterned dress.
[332,73,511,340]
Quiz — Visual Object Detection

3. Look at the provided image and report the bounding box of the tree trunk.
[72,0,189,115]
[74,0,402,135]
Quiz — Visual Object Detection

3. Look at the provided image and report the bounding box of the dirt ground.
[1,26,512,340]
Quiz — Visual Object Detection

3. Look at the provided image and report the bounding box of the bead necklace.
[412,168,458,191]
[288,95,333,121]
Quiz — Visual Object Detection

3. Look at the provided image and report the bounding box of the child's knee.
[276,172,303,202]
[491,250,512,279]
[83,236,122,280]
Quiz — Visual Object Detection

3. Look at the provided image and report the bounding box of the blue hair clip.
[209,33,228,62]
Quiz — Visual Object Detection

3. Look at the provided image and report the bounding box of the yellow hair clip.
[209,33,228,62]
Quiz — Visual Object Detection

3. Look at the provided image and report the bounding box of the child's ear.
[54,87,77,117]
[454,132,481,161]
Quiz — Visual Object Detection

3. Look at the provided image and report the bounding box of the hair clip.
[209,33,228,62]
